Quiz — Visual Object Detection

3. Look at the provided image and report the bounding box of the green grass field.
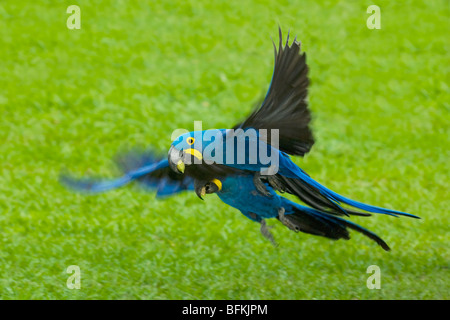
[0,0,448,299]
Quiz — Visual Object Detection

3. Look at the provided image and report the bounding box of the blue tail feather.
[278,155,419,219]
[298,171,419,219]
[282,199,392,251]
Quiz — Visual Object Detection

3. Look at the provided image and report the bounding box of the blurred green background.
[0,0,448,299]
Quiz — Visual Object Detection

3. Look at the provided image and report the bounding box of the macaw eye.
[187,137,195,145]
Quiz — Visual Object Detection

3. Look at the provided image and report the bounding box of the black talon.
[260,219,278,247]
[277,207,299,232]
[267,175,286,193]
[253,172,272,196]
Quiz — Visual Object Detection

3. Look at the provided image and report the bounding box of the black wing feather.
[234,27,314,156]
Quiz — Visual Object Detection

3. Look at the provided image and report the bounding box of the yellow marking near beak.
[176,160,185,173]
[184,148,203,160]
[211,179,222,191]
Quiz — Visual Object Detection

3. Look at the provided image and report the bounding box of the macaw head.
[168,130,221,174]
[168,129,227,200]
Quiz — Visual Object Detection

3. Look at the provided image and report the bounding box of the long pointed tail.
[281,200,391,251]
[277,161,420,219]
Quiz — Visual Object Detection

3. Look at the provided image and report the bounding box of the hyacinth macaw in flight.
[62,28,419,251]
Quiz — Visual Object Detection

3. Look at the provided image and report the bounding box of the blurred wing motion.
[60,150,194,197]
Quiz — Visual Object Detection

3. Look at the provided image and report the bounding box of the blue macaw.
[62,29,419,250]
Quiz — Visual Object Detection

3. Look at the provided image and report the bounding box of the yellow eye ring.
[187,137,195,145]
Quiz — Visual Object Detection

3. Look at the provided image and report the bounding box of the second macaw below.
[62,28,419,251]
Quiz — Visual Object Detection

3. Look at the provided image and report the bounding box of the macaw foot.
[278,207,299,232]
[260,219,278,247]
[266,175,286,193]
[253,173,286,196]
[253,173,272,196]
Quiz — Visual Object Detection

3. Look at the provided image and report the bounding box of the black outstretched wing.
[233,27,314,156]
